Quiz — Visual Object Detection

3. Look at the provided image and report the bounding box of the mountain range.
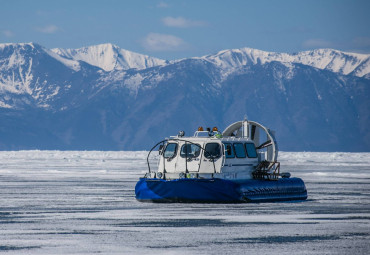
[0,42,369,151]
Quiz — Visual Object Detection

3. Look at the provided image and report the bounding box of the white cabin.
[154,119,279,180]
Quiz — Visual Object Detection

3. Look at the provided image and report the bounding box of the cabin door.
[162,142,179,173]
[176,142,202,173]
[198,142,223,174]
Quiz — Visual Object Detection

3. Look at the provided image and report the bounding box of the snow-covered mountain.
[200,47,370,78]
[51,43,167,71]
[0,42,102,110]
[0,42,369,151]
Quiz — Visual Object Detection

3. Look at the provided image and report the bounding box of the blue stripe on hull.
[135,177,307,203]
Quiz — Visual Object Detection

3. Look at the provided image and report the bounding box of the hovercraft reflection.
[135,119,307,203]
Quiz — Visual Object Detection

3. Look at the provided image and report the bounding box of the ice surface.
[0,151,369,254]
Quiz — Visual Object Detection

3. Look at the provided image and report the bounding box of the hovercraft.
[135,119,307,203]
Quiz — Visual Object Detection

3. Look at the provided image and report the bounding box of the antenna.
[244,114,248,121]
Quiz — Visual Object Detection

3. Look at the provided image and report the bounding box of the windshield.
[180,143,201,158]
[204,143,221,159]
[164,143,178,158]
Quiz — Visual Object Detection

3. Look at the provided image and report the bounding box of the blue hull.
[135,177,307,203]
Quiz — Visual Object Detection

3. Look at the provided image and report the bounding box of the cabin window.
[164,143,178,158]
[233,143,246,158]
[180,143,201,158]
[245,143,258,158]
[204,143,221,159]
[223,143,235,158]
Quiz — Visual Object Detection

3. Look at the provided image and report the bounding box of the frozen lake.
[1,151,369,254]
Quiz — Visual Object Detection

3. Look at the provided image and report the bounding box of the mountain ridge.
[2,42,370,78]
[51,43,167,71]
[0,42,369,151]
[199,47,370,78]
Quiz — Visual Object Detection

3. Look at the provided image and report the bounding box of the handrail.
[146,139,168,173]
[185,141,188,173]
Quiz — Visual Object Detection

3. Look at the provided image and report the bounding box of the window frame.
[245,143,258,158]
[180,143,201,158]
[223,142,235,158]
[204,142,221,159]
[233,143,246,158]
[163,143,178,158]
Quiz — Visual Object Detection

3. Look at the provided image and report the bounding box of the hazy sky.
[1,0,369,60]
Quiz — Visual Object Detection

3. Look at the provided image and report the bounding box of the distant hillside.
[0,42,369,151]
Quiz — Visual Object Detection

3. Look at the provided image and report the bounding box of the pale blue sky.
[1,0,369,60]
